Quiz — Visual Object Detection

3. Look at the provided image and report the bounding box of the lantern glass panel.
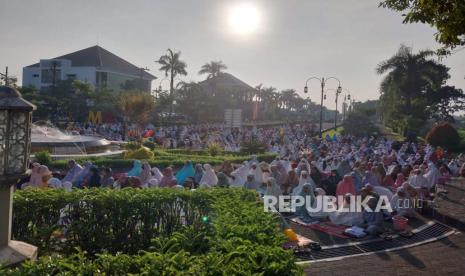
[0,110,7,174]
[6,111,28,175]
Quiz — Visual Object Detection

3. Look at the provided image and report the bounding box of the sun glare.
[228,3,260,35]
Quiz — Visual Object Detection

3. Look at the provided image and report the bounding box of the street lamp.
[0,86,37,266]
[342,91,351,121]
[327,87,351,127]
[304,77,342,138]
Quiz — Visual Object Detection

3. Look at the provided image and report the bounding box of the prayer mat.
[291,218,350,238]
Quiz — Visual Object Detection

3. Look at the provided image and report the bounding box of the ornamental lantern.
[0,85,37,267]
[0,86,35,181]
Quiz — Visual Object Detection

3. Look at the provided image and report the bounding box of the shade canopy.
[0,86,36,111]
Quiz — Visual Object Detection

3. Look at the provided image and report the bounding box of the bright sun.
[228,3,260,35]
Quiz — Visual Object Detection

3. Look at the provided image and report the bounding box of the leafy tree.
[342,112,379,137]
[118,90,155,126]
[20,80,118,123]
[0,71,18,87]
[198,61,227,79]
[157,49,188,114]
[377,44,465,134]
[379,0,465,54]
[425,85,465,122]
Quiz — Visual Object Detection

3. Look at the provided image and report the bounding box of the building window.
[41,69,61,84]
[67,74,77,79]
[96,72,108,89]
[33,74,39,78]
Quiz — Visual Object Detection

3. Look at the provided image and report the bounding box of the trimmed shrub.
[142,140,156,150]
[47,152,277,171]
[207,143,223,156]
[12,188,213,255]
[124,142,141,151]
[7,188,303,275]
[2,245,301,275]
[34,151,52,166]
[425,122,461,151]
[124,147,154,160]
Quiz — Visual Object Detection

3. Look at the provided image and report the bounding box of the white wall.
[22,67,41,88]
[22,59,97,89]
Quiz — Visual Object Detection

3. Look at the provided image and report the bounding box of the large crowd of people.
[66,122,318,152]
[18,131,465,238]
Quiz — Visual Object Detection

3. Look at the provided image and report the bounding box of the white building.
[23,45,156,92]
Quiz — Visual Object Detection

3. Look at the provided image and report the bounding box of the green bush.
[241,140,268,154]
[124,141,141,151]
[46,152,277,171]
[124,147,154,160]
[207,143,223,156]
[425,122,461,151]
[7,188,302,275]
[2,245,300,275]
[142,140,156,150]
[34,151,52,166]
[12,188,213,255]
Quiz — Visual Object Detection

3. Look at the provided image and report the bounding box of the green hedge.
[6,188,302,275]
[13,188,213,255]
[48,152,277,171]
[2,244,300,275]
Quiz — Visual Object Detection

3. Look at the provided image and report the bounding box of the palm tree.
[198,61,227,79]
[280,89,298,111]
[376,44,437,114]
[157,49,188,114]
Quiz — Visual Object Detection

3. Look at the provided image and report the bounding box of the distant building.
[23,45,156,92]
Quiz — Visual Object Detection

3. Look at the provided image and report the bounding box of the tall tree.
[118,90,155,139]
[377,44,465,134]
[379,0,465,55]
[198,61,227,79]
[157,49,187,114]
[377,45,438,113]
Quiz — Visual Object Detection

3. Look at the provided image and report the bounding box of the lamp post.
[326,86,350,128]
[0,86,37,267]
[342,92,351,121]
[304,77,342,138]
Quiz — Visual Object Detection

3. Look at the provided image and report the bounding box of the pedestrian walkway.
[299,178,465,275]
[304,232,465,275]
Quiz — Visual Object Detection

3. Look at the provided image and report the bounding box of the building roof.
[26,45,156,80]
[198,73,255,91]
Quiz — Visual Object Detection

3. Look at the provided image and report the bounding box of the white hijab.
[230,171,245,188]
[249,163,264,184]
[151,167,164,182]
[233,161,250,181]
[200,164,218,187]
[292,171,316,196]
[423,163,441,188]
[265,178,282,198]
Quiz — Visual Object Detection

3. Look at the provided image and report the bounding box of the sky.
[1,0,464,109]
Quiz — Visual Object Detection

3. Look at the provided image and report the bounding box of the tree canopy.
[157,49,188,114]
[198,61,228,79]
[379,0,465,54]
[377,44,465,135]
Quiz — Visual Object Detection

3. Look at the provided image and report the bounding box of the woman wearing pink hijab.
[336,175,357,198]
